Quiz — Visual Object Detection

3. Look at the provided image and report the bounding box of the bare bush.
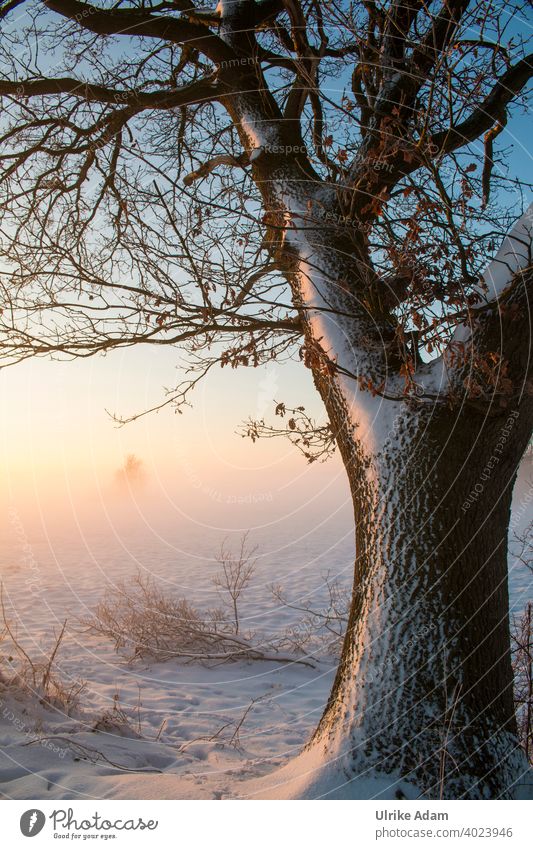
[213,532,257,635]
[0,587,86,715]
[82,572,313,668]
[272,571,349,657]
[177,693,269,755]
[92,688,144,739]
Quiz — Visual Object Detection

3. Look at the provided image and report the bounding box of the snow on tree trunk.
[308,407,528,799]
[244,184,533,798]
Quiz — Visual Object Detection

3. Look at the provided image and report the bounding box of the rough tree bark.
[245,144,533,797]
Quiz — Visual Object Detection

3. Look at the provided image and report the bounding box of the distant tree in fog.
[114,454,146,490]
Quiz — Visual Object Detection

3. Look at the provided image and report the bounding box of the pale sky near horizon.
[0,334,355,543]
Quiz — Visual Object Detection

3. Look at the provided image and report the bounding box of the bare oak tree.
[1,0,532,798]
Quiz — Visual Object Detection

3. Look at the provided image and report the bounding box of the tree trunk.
[242,156,533,797]
[266,195,533,799]
[307,403,531,799]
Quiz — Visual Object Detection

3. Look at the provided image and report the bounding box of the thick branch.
[183,152,248,186]
[0,75,220,110]
[0,0,26,18]
[432,54,533,156]
[42,0,235,64]
[348,54,533,213]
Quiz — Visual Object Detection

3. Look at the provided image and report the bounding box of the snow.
[410,205,533,395]
[0,516,347,800]
[0,461,531,800]
[277,196,403,460]
[451,204,533,349]
[239,109,275,150]
[237,107,278,161]
[480,204,533,299]
[239,746,413,800]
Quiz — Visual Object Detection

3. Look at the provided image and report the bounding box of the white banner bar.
[1,800,531,849]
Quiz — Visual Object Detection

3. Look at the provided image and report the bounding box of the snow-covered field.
[0,461,531,800]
